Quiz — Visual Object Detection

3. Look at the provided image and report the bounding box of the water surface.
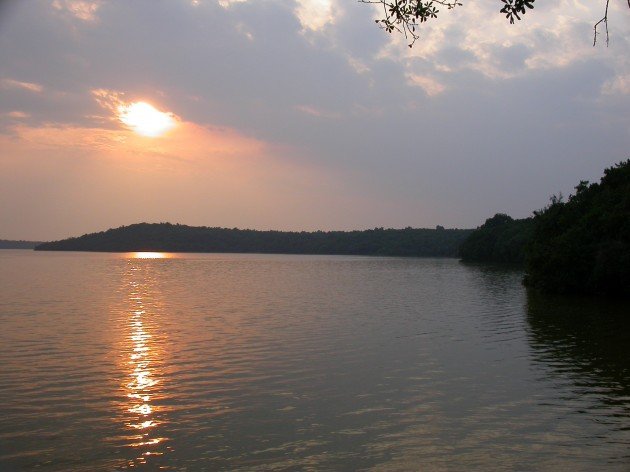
[0,251,628,470]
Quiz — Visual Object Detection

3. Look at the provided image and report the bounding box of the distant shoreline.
[31,249,464,258]
[0,240,43,250]
[34,222,473,258]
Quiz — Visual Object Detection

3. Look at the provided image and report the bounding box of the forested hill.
[35,224,472,257]
[0,239,43,249]
[525,160,630,296]
[459,159,629,297]
[459,214,534,265]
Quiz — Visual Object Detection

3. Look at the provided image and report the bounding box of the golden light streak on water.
[128,252,173,259]
[119,262,170,467]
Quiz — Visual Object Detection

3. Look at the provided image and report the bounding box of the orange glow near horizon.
[118,102,176,137]
[130,252,172,259]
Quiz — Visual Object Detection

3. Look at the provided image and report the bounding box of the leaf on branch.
[499,0,535,24]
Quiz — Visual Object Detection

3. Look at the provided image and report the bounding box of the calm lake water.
[0,250,629,471]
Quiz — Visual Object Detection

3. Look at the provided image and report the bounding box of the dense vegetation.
[0,239,42,249]
[525,160,630,297]
[459,214,534,264]
[35,224,472,257]
[461,160,630,297]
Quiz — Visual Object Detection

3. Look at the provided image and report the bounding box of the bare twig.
[593,0,611,46]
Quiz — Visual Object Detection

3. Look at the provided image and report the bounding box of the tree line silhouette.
[461,160,629,297]
[35,225,471,258]
[0,239,42,249]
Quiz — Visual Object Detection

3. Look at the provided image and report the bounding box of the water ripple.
[0,252,628,470]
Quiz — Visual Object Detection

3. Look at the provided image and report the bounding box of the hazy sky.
[1,0,628,240]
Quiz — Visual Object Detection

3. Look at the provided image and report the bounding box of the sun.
[118,101,176,137]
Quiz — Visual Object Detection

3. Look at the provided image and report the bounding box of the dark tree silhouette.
[35,224,472,258]
[524,160,630,297]
[459,214,534,265]
[0,239,42,249]
[459,160,630,298]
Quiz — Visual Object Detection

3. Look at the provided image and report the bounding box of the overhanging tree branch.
[362,0,628,48]
[360,0,463,47]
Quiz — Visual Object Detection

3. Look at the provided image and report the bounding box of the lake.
[0,250,628,471]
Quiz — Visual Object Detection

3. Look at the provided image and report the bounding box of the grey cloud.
[491,43,531,72]
[0,0,628,238]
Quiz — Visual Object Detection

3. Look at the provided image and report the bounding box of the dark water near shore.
[0,250,628,471]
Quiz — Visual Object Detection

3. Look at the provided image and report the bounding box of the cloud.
[295,104,342,119]
[3,118,266,163]
[295,0,337,32]
[218,0,339,32]
[371,0,629,82]
[0,0,628,240]
[4,111,30,119]
[602,74,630,95]
[51,0,101,22]
[91,89,179,137]
[1,78,43,93]
[217,0,249,8]
[406,74,446,96]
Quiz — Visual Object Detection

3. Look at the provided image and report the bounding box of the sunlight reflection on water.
[0,252,628,471]
[120,262,170,468]
[127,252,173,259]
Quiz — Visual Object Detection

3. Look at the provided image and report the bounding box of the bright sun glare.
[118,102,176,137]
[131,252,171,259]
